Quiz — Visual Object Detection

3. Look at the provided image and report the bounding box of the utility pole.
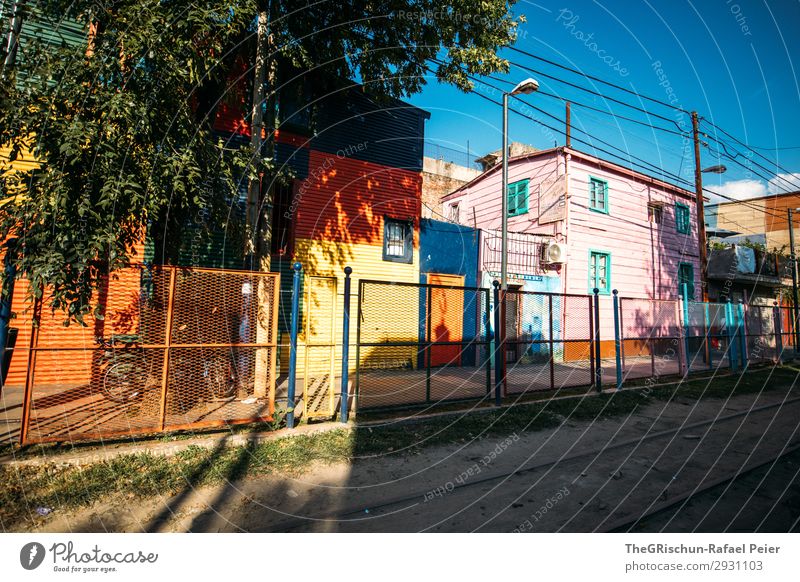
[566,101,571,148]
[789,209,800,350]
[691,111,708,300]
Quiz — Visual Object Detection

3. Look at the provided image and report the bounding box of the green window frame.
[675,202,690,234]
[678,262,695,300]
[588,250,611,295]
[588,176,609,213]
[507,179,529,217]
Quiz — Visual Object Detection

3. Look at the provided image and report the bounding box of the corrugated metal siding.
[308,89,427,172]
[276,141,309,179]
[1,1,87,66]
[295,150,421,244]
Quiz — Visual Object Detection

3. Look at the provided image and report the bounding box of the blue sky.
[407,0,800,202]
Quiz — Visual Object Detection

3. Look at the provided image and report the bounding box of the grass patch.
[1,366,797,531]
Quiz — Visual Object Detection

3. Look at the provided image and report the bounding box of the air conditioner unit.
[543,241,566,264]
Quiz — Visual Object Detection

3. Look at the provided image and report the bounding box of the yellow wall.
[1,143,39,207]
[280,237,421,379]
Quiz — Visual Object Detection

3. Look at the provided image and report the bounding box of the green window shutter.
[678,263,694,299]
[676,203,690,234]
[507,180,528,216]
[589,251,611,294]
[589,177,608,213]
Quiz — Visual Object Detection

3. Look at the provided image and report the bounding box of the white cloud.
[706,179,767,203]
[767,173,800,194]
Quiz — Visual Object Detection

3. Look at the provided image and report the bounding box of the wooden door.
[427,274,464,367]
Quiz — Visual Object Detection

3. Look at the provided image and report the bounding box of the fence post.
[425,285,432,403]
[704,302,713,370]
[339,266,352,423]
[287,262,302,429]
[725,298,736,372]
[493,280,502,406]
[612,290,622,390]
[774,301,783,364]
[485,289,492,395]
[680,283,692,375]
[737,301,747,368]
[548,294,555,391]
[0,239,17,393]
[593,288,602,391]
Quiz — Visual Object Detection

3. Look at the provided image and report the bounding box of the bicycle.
[94,334,156,403]
[94,335,238,403]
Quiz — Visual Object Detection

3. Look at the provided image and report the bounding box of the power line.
[700,118,799,188]
[508,46,690,114]
[504,51,688,129]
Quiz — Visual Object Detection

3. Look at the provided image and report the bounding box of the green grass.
[1,366,797,531]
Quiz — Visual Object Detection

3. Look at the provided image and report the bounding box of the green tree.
[1,0,522,322]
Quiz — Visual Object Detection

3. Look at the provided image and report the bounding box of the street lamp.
[788,208,800,351]
[501,77,539,290]
[701,165,727,174]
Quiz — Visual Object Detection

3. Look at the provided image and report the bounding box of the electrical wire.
[508,46,690,114]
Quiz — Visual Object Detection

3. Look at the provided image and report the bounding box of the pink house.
[442,146,700,300]
[441,147,699,358]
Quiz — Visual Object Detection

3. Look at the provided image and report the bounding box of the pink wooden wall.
[441,152,564,239]
[564,153,700,301]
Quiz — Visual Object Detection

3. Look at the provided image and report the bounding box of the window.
[449,202,460,223]
[507,179,529,217]
[678,263,695,300]
[383,218,413,263]
[589,177,609,213]
[675,202,690,234]
[589,250,611,294]
[647,202,663,224]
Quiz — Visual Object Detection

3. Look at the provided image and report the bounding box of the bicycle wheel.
[103,359,149,403]
[205,356,237,400]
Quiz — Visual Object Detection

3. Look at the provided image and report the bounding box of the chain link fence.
[20,266,279,444]
[355,280,491,410]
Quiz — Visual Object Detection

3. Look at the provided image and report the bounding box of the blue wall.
[419,219,480,287]
[418,219,482,367]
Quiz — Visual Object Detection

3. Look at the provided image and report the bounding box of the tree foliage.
[0,0,522,322]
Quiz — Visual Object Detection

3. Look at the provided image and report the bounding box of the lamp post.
[788,208,800,350]
[501,77,539,290]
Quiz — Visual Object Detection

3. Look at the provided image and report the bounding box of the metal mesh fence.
[21,266,279,444]
[503,291,594,394]
[684,301,730,372]
[356,280,491,410]
[618,297,682,382]
[743,304,779,364]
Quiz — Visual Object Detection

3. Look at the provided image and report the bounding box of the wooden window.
[589,177,609,213]
[449,202,460,223]
[678,262,695,300]
[647,202,663,224]
[589,250,611,294]
[507,179,529,217]
[383,218,413,263]
[675,202,690,234]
